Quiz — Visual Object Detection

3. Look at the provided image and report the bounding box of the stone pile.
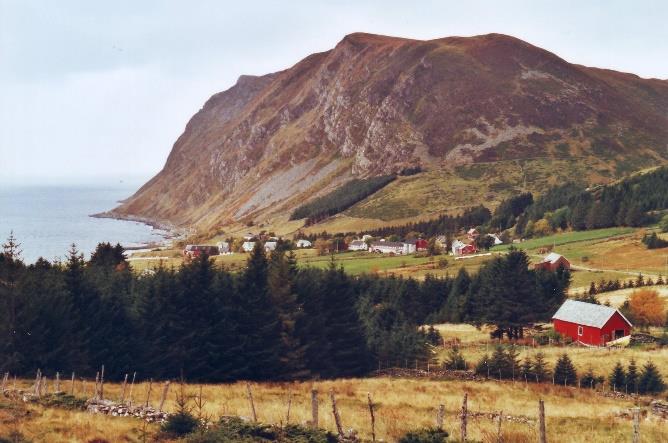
[468,411,535,426]
[372,367,482,381]
[86,398,169,423]
[650,400,668,419]
[629,333,658,345]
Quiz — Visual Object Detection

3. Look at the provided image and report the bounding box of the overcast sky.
[1,0,667,185]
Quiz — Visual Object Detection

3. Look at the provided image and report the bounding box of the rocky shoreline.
[90,211,188,251]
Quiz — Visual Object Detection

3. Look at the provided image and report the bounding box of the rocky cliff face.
[109,33,668,231]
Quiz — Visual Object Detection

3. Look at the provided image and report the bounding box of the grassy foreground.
[1,375,667,442]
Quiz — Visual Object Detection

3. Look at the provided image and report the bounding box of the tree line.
[455,346,665,394]
[0,235,570,381]
[289,175,396,224]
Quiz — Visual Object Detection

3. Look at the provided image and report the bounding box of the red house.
[534,252,570,272]
[552,300,632,346]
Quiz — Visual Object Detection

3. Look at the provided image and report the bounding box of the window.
[577,325,583,336]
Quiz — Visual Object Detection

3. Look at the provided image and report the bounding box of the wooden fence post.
[159,381,170,412]
[70,372,75,396]
[330,390,344,438]
[496,410,503,443]
[99,365,105,400]
[145,378,153,408]
[94,372,100,400]
[246,382,257,422]
[286,388,293,425]
[367,393,376,442]
[436,404,445,429]
[538,399,547,443]
[55,372,60,393]
[1,372,7,392]
[311,389,319,429]
[632,407,640,443]
[460,393,468,442]
[127,372,136,406]
[120,373,129,403]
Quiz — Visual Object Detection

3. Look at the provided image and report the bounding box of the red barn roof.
[552,300,632,328]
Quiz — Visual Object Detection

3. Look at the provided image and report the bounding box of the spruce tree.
[627,358,639,394]
[608,362,627,392]
[532,352,551,383]
[237,242,283,380]
[553,353,577,386]
[267,249,309,380]
[475,353,491,378]
[580,366,603,389]
[638,361,666,395]
[443,346,467,370]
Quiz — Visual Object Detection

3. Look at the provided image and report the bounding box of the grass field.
[434,324,668,381]
[2,375,667,443]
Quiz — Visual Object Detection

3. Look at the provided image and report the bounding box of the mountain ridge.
[106,32,668,234]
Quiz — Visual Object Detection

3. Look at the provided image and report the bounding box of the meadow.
[2,373,666,442]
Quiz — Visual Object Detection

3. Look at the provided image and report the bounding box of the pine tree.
[267,249,309,380]
[532,352,551,383]
[580,366,603,389]
[443,346,467,370]
[236,242,283,380]
[608,362,626,392]
[588,281,597,295]
[638,361,666,395]
[627,358,639,394]
[475,353,491,378]
[553,353,577,386]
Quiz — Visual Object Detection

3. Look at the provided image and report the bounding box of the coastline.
[90,210,188,251]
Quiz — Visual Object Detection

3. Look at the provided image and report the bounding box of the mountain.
[106,33,668,235]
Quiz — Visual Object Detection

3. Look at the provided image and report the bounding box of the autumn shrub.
[627,289,666,328]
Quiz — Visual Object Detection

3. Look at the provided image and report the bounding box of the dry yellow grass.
[2,375,667,442]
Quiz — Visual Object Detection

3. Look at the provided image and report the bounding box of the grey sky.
[1,0,667,184]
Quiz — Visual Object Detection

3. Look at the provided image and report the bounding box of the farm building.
[406,238,428,251]
[264,241,278,252]
[369,241,415,255]
[241,241,256,252]
[348,240,368,251]
[552,299,632,346]
[216,241,231,254]
[488,234,503,245]
[451,239,476,256]
[296,239,312,248]
[534,252,570,271]
[183,244,220,258]
[467,228,479,241]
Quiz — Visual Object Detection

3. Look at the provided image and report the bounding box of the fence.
[0,367,656,442]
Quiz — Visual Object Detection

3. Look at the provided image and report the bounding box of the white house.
[216,241,231,254]
[296,239,312,248]
[264,241,278,252]
[487,234,503,245]
[361,234,373,242]
[369,241,414,255]
[242,241,256,252]
[348,240,368,251]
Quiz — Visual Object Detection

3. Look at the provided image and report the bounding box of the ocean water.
[0,183,167,263]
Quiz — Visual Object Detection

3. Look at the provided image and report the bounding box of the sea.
[0,181,168,263]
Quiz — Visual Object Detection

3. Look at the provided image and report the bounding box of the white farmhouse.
[369,241,414,255]
[296,239,312,248]
[242,241,256,252]
[348,240,368,251]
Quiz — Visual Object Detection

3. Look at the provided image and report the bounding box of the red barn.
[552,300,632,346]
[534,252,570,271]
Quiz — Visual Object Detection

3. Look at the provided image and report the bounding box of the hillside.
[105,32,668,234]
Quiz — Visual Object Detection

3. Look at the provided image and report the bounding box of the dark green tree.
[608,362,627,392]
[553,353,577,386]
[638,361,666,395]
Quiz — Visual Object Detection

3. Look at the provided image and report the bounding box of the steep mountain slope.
[107,33,668,233]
